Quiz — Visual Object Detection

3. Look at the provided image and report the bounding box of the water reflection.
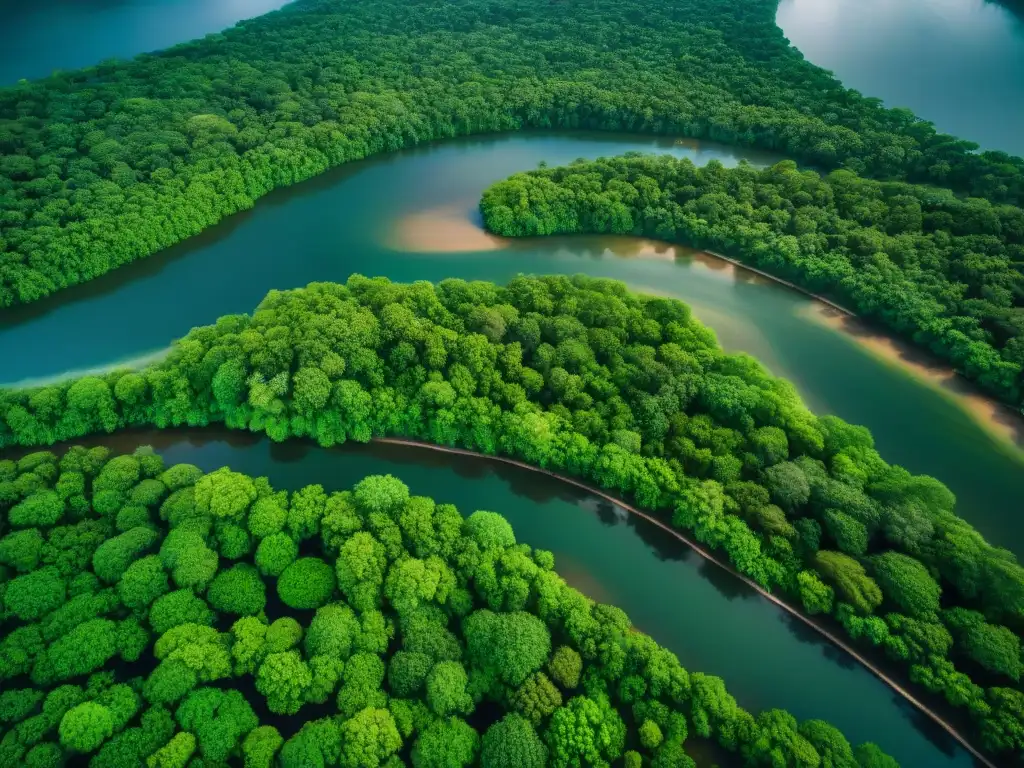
[0,428,980,765]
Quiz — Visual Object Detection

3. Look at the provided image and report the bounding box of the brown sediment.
[549,552,615,605]
[374,436,998,768]
[803,305,1024,451]
[387,203,507,252]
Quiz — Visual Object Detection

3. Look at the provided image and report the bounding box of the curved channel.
[2,132,1022,563]
[46,428,982,767]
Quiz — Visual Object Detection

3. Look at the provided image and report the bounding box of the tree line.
[0,275,1020,757]
[0,446,898,767]
[480,154,1024,408]
[2,0,1024,306]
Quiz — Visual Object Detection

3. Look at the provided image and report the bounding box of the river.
[0,0,293,85]
[0,3,1019,765]
[777,0,1024,156]
[46,428,973,768]
[2,132,1022,563]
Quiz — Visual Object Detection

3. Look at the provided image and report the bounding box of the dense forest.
[2,0,1024,307]
[0,449,898,768]
[480,155,1024,407]
[0,275,1020,758]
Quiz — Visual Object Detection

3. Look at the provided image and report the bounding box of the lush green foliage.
[1,274,1021,754]
[2,0,1024,306]
[481,154,1024,407]
[0,450,895,766]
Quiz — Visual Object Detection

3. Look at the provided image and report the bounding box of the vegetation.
[0,450,896,766]
[0,274,1021,756]
[481,154,1024,408]
[3,0,1024,307]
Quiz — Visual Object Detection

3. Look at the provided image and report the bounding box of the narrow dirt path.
[374,437,996,768]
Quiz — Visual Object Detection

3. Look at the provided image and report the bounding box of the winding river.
[57,429,976,768]
[2,132,1022,563]
[1,2,1022,766]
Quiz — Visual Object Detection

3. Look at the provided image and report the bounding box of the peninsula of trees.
[2,0,1024,306]
[0,449,896,767]
[0,275,1021,757]
[480,155,1024,407]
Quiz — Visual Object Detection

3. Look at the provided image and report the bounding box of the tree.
[278,557,336,609]
[465,511,516,550]
[763,462,810,512]
[207,564,266,616]
[870,552,941,617]
[512,672,562,725]
[548,646,582,689]
[305,603,360,660]
[388,651,433,697]
[464,610,551,687]
[354,475,410,517]
[242,725,283,768]
[814,551,883,615]
[118,554,169,612]
[33,619,118,684]
[544,695,625,768]
[425,660,473,716]
[255,532,298,577]
[9,491,64,528]
[337,653,387,717]
[175,688,258,762]
[798,719,857,768]
[796,570,834,615]
[149,589,214,635]
[58,702,113,753]
[4,566,65,620]
[256,651,313,715]
[481,713,547,768]
[92,527,159,584]
[338,707,402,768]
[640,719,664,750]
[194,468,257,522]
[412,717,479,768]
[0,528,44,572]
[147,732,196,768]
[160,530,218,591]
[335,532,388,611]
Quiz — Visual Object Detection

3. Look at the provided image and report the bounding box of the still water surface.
[2,132,1021,563]
[0,0,292,84]
[70,429,977,767]
[777,0,1024,155]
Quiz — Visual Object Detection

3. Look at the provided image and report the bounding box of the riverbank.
[374,437,998,768]
[698,247,1024,453]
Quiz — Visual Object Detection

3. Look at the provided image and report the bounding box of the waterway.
[0,3,1019,764]
[66,429,979,767]
[0,0,293,85]
[2,132,1022,563]
[777,0,1024,156]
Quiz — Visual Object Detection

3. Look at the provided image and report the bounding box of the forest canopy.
[0,274,1021,756]
[480,154,1024,407]
[2,0,1024,305]
[0,451,897,767]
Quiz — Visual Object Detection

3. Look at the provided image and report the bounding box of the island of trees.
[0,275,1021,759]
[2,0,1024,310]
[480,154,1024,408]
[0,448,898,767]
